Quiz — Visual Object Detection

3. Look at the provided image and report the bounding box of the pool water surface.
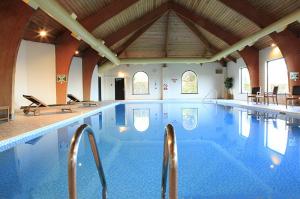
[1,102,300,199]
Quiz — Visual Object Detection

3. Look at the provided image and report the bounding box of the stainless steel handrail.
[161,124,178,199]
[68,124,107,199]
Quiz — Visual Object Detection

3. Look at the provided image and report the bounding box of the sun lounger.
[67,94,98,106]
[22,95,72,116]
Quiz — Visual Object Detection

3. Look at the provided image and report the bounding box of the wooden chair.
[67,94,98,106]
[247,87,262,104]
[285,86,300,108]
[264,86,279,105]
[22,95,72,116]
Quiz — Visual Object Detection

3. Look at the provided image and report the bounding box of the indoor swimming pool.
[1,102,300,198]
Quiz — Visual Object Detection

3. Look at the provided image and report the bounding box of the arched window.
[133,72,149,95]
[182,71,198,94]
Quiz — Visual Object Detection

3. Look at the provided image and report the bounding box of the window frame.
[132,71,150,95]
[181,70,198,94]
[240,67,250,94]
[265,58,288,95]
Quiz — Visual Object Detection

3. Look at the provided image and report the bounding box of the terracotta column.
[0,0,34,114]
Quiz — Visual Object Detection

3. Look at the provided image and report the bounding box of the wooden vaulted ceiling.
[22,0,300,61]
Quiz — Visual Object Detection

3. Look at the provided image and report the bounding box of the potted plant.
[224,77,233,99]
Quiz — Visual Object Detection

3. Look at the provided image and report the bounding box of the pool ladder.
[68,124,178,199]
[161,124,178,199]
[68,124,107,199]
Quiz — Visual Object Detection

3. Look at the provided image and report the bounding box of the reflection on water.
[1,103,300,198]
[133,109,150,132]
[182,108,198,131]
[116,104,126,126]
[264,119,288,155]
[239,111,250,138]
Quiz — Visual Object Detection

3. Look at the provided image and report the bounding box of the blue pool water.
[1,102,300,198]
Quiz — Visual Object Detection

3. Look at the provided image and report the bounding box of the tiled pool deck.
[0,101,118,151]
[215,99,300,118]
[0,99,300,152]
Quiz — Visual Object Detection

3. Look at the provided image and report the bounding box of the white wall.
[15,40,56,109]
[100,62,224,100]
[67,58,99,101]
[227,46,284,101]
[101,64,163,100]
[227,58,247,100]
[90,65,99,101]
[67,57,83,101]
[163,63,224,99]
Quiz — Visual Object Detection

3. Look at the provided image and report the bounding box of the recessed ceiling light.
[39,30,47,37]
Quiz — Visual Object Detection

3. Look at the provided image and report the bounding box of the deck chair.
[22,95,72,116]
[285,86,300,108]
[264,86,279,105]
[247,87,262,104]
[67,94,98,106]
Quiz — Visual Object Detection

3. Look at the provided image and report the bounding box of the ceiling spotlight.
[39,29,47,37]
[75,50,79,55]
[271,43,276,47]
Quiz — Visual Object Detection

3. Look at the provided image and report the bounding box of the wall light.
[75,50,79,55]
[271,43,276,47]
[39,29,47,38]
[118,72,125,78]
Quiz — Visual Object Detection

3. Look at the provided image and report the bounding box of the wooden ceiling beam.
[81,0,138,32]
[56,0,138,42]
[170,2,240,45]
[218,0,275,28]
[104,2,170,47]
[98,19,158,65]
[177,14,236,63]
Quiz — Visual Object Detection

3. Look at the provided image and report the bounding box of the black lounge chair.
[22,95,72,116]
[67,94,98,106]
[285,86,300,108]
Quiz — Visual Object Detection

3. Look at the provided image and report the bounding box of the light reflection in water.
[182,108,198,131]
[133,109,150,132]
[238,111,250,138]
[264,119,288,155]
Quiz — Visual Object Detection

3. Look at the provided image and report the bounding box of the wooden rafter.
[104,2,170,47]
[219,0,299,37]
[170,2,247,45]
[177,14,236,63]
[98,19,158,65]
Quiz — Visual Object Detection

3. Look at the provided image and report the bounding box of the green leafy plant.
[224,77,233,90]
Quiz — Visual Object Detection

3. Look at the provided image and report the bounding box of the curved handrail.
[161,124,178,199]
[68,124,107,199]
